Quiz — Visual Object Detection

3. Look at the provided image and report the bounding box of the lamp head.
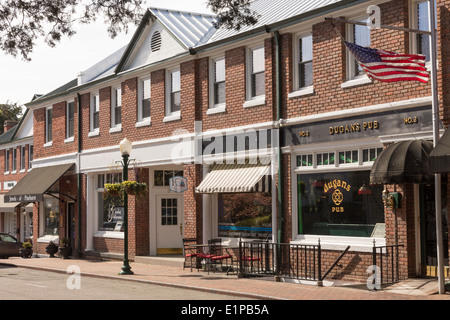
[119,138,132,156]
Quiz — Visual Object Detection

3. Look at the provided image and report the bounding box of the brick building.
[5,0,449,282]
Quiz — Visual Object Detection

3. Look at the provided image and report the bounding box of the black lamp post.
[118,138,134,275]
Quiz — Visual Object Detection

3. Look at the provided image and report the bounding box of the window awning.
[370,140,433,184]
[4,163,75,203]
[429,129,450,173]
[196,162,271,194]
[0,194,20,212]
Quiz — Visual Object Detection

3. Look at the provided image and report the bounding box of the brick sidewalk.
[1,256,449,300]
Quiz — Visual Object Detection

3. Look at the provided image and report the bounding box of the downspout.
[274,31,284,245]
[77,93,82,257]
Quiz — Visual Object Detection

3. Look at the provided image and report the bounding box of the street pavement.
[1,255,449,301]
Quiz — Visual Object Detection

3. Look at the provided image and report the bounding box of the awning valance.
[196,162,271,194]
[429,129,450,173]
[370,140,433,184]
[4,163,74,203]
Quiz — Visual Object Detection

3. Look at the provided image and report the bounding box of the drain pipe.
[77,93,82,257]
[274,31,284,246]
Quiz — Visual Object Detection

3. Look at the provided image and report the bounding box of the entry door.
[420,183,448,277]
[156,195,183,254]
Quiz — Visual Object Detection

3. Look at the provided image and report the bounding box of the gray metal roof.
[208,0,342,43]
[149,8,216,48]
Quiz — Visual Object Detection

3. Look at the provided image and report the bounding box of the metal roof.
[149,8,216,48]
[208,0,342,43]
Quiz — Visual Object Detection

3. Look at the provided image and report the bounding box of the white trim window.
[4,149,9,173]
[45,107,53,144]
[210,57,226,109]
[137,77,151,124]
[66,100,75,140]
[247,46,265,101]
[346,17,371,80]
[20,146,26,171]
[165,68,181,121]
[29,145,33,170]
[12,148,16,172]
[90,93,100,133]
[411,0,431,62]
[111,86,122,128]
[296,33,313,90]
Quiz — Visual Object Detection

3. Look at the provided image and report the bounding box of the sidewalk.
[1,255,449,300]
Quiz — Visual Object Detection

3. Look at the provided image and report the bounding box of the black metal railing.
[372,244,404,285]
[236,241,323,282]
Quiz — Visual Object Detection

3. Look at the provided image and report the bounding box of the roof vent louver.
[151,31,161,52]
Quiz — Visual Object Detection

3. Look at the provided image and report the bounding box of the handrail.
[319,245,350,285]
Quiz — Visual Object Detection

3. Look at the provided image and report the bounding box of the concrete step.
[134,255,185,268]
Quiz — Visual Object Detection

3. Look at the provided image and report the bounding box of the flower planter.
[45,242,58,257]
[20,248,33,259]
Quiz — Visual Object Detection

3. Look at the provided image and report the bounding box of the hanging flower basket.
[122,180,148,199]
[104,183,123,197]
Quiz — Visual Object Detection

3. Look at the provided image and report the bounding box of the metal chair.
[204,238,233,274]
[182,238,198,271]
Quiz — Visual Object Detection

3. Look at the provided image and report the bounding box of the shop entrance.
[420,182,448,277]
[156,194,183,254]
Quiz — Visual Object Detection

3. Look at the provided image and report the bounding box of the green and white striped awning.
[196,162,271,194]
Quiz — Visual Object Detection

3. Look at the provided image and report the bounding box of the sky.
[0,0,213,107]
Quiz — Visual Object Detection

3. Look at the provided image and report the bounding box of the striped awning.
[196,162,271,193]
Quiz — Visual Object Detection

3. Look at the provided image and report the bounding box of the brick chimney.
[4,120,18,133]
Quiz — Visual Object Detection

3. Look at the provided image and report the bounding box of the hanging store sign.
[169,176,188,193]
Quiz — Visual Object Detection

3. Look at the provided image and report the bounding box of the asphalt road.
[0,265,253,300]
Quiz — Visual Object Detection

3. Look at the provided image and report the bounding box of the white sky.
[0,0,212,106]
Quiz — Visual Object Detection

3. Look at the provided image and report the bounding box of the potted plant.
[20,241,33,258]
[59,238,72,259]
[45,241,58,257]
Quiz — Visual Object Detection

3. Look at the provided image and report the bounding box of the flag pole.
[428,0,445,294]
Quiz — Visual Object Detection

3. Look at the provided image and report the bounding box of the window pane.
[218,193,272,239]
[300,35,313,62]
[154,171,163,186]
[142,100,151,119]
[171,70,181,93]
[252,47,265,73]
[297,171,384,237]
[251,72,265,97]
[215,58,225,82]
[171,91,181,112]
[115,106,122,125]
[299,61,313,88]
[417,2,430,61]
[214,81,226,105]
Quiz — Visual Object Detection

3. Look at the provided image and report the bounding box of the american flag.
[344,41,429,83]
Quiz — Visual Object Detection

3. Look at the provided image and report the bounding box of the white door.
[156,195,183,254]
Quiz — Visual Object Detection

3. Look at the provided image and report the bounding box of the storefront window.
[97,173,123,232]
[218,193,272,239]
[297,171,384,238]
[43,196,59,236]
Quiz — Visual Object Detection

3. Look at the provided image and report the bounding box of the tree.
[0,0,258,61]
[0,102,23,133]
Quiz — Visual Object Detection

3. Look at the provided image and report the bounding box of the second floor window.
[213,58,226,106]
[414,0,431,61]
[91,93,100,132]
[139,78,151,121]
[20,146,26,170]
[112,87,122,126]
[250,46,265,98]
[347,19,371,79]
[169,69,181,114]
[29,145,33,169]
[297,34,313,88]
[12,148,16,172]
[5,149,9,172]
[46,107,52,143]
[67,101,75,139]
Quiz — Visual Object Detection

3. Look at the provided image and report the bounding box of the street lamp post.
[118,138,134,275]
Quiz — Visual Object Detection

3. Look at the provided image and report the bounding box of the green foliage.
[22,241,32,249]
[0,102,23,132]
